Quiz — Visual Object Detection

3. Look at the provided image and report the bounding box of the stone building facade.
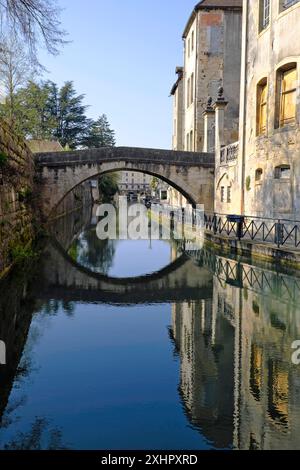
[213,0,300,219]
[118,170,152,194]
[171,0,243,154]
[240,0,300,219]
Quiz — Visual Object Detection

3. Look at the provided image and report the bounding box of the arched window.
[257,79,268,135]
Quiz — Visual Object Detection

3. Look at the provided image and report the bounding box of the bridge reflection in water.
[1,206,300,449]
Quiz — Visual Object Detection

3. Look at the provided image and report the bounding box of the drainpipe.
[239,0,249,215]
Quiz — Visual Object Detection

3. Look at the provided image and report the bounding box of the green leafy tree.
[54,81,91,149]
[82,114,116,148]
[13,80,56,139]
[81,114,117,199]
[98,172,119,201]
[5,80,91,147]
[151,177,159,192]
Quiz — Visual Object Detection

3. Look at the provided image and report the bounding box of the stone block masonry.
[0,119,36,275]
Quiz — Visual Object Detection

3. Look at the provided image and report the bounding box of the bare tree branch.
[0,34,41,122]
[0,0,67,59]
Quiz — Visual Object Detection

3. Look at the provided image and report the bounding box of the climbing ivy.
[0,152,8,167]
[246,176,251,191]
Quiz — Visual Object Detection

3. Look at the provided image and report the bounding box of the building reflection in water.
[170,254,300,450]
[1,202,300,449]
[170,299,234,449]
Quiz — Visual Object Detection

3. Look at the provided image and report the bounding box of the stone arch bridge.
[35,147,215,218]
[39,240,213,305]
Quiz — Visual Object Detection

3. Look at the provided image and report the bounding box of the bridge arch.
[41,239,213,305]
[35,147,215,219]
[53,165,199,216]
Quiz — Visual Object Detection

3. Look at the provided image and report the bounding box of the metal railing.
[204,212,300,249]
[220,141,239,165]
[183,249,300,306]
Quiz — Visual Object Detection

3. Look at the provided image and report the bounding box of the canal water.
[1,204,300,450]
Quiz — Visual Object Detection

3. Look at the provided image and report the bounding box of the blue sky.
[39,0,196,148]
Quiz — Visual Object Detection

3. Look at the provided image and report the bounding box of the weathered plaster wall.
[194,8,242,151]
[242,0,300,219]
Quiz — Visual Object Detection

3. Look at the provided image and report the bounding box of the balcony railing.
[220,142,239,165]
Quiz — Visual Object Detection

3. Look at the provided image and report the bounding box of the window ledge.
[258,24,270,38]
[256,133,268,140]
[273,123,297,135]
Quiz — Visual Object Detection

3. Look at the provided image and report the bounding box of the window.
[280,0,300,12]
[187,78,190,108]
[221,186,225,203]
[191,31,194,52]
[268,360,289,426]
[276,65,297,127]
[275,165,291,179]
[250,344,263,402]
[255,168,263,182]
[227,186,231,203]
[186,133,190,151]
[257,79,268,135]
[259,0,270,31]
[188,38,191,58]
[189,130,194,151]
[190,73,194,105]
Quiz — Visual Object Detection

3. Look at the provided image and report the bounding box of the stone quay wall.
[0,119,36,275]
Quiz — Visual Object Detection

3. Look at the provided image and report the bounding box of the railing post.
[213,212,217,234]
[237,220,244,240]
[236,263,243,288]
[275,220,284,247]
